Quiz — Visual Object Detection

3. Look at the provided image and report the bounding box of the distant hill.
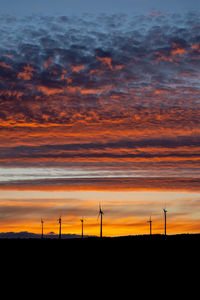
[1,232,200,240]
[0,231,91,239]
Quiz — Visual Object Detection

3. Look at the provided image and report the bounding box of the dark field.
[2,234,199,266]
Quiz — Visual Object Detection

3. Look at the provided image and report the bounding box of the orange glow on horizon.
[2,217,200,237]
[1,188,200,236]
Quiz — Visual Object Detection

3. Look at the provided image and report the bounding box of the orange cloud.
[96,56,113,70]
[71,65,85,73]
[171,42,187,57]
[43,57,54,69]
[155,43,187,63]
[191,43,200,53]
[0,62,12,69]
[17,64,34,81]
[38,86,63,96]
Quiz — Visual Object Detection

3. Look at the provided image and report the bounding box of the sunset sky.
[1,0,200,236]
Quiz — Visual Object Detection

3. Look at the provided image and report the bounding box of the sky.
[1,0,200,15]
[0,0,200,236]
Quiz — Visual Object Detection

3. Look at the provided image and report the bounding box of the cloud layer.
[0,12,200,177]
[1,12,200,235]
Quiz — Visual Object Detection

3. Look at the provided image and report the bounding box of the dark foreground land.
[2,233,200,255]
[1,233,200,241]
[2,234,200,266]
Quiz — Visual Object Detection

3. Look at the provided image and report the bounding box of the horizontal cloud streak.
[1,177,200,192]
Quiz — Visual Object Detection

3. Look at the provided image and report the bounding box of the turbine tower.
[41,218,44,239]
[58,216,62,239]
[98,204,104,238]
[147,216,152,235]
[80,218,84,238]
[163,209,167,236]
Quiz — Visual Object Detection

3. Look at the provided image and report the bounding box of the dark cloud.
[0,13,199,98]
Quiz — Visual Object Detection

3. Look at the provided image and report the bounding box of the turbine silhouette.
[41,218,44,239]
[98,204,104,238]
[58,216,62,239]
[80,217,84,238]
[163,209,167,236]
[147,216,152,235]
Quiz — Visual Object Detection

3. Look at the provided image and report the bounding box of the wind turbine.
[80,218,84,238]
[58,216,62,239]
[41,218,44,239]
[147,216,152,235]
[98,204,104,238]
[163,209,167,236]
